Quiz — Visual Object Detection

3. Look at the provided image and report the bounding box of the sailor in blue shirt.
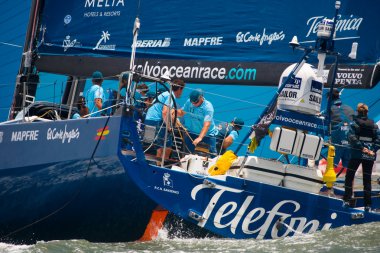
[328,88,355,170]
[145,79,185,164]
[216,117,244,155]
[180,89,218,156]
[86,71,104,117]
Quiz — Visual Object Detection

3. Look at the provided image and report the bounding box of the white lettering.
[85,0,124,7]
[184,37,223,47]
[191,184,337,238]
[46,125,80,143]
[306,15,363,37]
[236,29,285,46]
[11,130,39,142]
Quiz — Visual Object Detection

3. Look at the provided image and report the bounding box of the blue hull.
[0,116,157,244]
[120,116,380,240]
[123,160,380,239]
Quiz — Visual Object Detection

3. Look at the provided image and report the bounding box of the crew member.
[216,117,244,155]
[343,103,380,211]
[86,71,104,117]
[329,88,355,172]
[179,89,218,156]
[145,79,185,164]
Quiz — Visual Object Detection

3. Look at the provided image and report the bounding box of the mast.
[9,0,43,120]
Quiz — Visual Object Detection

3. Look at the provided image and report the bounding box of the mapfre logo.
[184,37,223,46]
[93,31,116,50]
[136,38,171,48]
[63,35,81,52]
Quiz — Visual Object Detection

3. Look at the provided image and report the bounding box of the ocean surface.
[1,221,380,253]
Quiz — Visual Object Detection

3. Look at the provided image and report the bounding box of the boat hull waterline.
[0,116,159,244]
[119,117,380,240]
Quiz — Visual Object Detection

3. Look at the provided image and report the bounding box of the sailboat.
[0,0,163,244]
[120,1,380,239]
[1,0,379,244]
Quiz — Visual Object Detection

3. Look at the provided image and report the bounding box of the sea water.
[1,222,380,253]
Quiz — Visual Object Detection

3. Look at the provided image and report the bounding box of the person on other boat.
[216,117,244,155]
[179,89,218,156]
[328,88,355,172]
[343,103,380,211]
[86,71,104,117]
[72,96,89,119]
[142,91,156,117]
[144,79,185,164]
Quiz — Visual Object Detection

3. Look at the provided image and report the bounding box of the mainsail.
[35,0,379,87]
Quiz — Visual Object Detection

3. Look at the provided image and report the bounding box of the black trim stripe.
[230,165,285,177]
[291,130,298,154]
[275,128,283,152]
[313,137,322,159]
[230,165,324,184]
[298,133,306,160]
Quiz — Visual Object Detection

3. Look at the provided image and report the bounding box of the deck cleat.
[203,179,216,188]
[188,210,204,222]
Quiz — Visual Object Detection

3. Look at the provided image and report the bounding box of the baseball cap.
[190,89,203,103]
[233,117,245,128]
[121,72,129,81]
[92,71,103,80]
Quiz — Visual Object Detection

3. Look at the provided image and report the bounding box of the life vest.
[351,116,377,160]
[355,117,376,142]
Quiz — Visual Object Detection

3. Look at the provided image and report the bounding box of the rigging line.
[4,33,28,44]
[0,116,111,240]
[213,89,276,110]
[0,41,22,48]
[217,105,265,114]
[185,86,269,108]
[368,97,380,109]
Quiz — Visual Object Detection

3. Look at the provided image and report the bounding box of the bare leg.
[156,148,172,166]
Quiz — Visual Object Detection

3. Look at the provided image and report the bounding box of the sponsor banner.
[36,55,379,88]
[134,59,286,85]
[327,64,377,88]
[272,108,326,134]
[37,0,379,87]
[38,0,377,62]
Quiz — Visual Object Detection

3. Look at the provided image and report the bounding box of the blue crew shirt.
[217,123,238,141]
[86,84,104,117]
[182,98,218,136]
[145,91,175,121]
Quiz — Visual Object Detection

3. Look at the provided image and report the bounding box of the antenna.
[289,36,300,50]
